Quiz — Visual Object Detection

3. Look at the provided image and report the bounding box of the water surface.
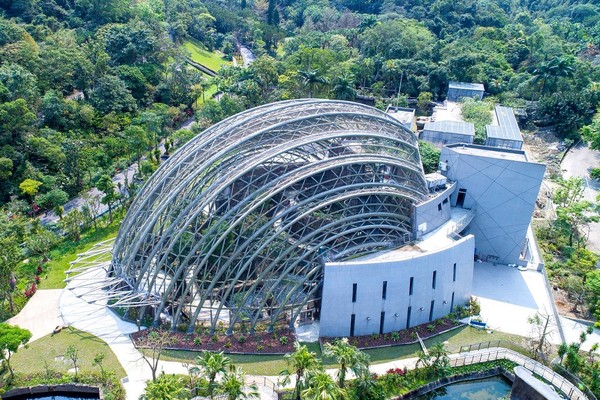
[416,376,512,400]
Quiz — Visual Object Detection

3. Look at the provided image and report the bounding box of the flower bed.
[130,328,296,354]
[321,317,463,349]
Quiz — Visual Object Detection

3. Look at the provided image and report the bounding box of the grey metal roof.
[485,106,523,142]
[385,105,415,125]
[423,120,475,136]
[448,81,485,91]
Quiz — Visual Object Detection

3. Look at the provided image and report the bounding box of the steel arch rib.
[110,99,429,334]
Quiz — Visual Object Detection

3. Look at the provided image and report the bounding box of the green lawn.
[196,84,218,107]
[157,326,527,376]
[43,219,121,289]
[9,327,126,379]
[183,39,231,72]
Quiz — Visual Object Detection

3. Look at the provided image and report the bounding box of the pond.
[416,376,512,400]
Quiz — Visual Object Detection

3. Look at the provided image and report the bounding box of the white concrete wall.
[413,183,455,238]
[440,145,545,264]
[319,235,475,337]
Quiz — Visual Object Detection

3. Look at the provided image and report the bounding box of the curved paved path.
[6,289,63,342]
[7,281,591,400]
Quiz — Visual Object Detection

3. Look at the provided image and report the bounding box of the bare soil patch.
[552,286,591,321]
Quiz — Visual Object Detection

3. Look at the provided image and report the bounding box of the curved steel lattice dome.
[111,99,428,333]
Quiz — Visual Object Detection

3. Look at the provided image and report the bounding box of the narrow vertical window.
[438,203,442,211]
[350,314,356,337]
[429,300,435,322]
[453,263,457,282]
[451,292,455,311]
[432,271,437,289]
[409,277,414,295]
[379,312,385,335]
[352,283,357,303]
[382,281,388,300]
[406,306,412,329]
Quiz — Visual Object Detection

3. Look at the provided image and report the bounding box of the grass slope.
[9,327,126,379]
[157,326,527,376]
[43,219,121,289]
[183,39,231,72]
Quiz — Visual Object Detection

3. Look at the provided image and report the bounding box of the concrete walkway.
[6,250,598,399]
[471,259,600,350]
[7,289,63,342]
[7,277,597,400]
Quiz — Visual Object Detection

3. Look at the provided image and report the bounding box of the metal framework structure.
[110,99,428,334]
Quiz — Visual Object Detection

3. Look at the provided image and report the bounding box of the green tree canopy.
[0,323,32,377]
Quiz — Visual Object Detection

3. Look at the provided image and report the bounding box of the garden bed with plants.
[130,328,296,355]
[321,317,464,349]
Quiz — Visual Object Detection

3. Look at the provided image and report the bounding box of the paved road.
[39,118,196,226]
[239,45,256,67]
[561,141,600,252]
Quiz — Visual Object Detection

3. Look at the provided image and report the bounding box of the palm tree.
[298,69,328,98]
[415,350,432,370]
[140,374,190,400]
[323,338,369,388]
[428,342,450,377]
[331,74,357,101]
[218,365,259,400]
[196,351,231,398]
[532,55,575,98]
[416,343,449,378]
[301,370,347,400]
[280,342,321,400]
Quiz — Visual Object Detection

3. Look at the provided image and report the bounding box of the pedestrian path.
[4,254,595,400]
[8,275,591,400]
[6,289,63,342]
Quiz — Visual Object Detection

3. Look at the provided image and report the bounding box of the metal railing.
[450,347,588,400]
[458,340,528,355]
[249,375,279,399]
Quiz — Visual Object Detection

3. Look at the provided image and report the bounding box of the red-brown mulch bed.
[321,318,464,349]
[130,328,296,354]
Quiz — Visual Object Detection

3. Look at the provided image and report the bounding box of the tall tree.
[301,370,347,400]
[298,69,327,98]
[97,175,118,223]
[196,351,231,398]
[553,177,599,246]
[323,338,369,388]
[0,237,20,314]
[26,228,58,262]
[218,365,259,400]
[138,330,174,382]
[331,73,357,101]
[0,323,31,378]
[280,342,321,400]
[59,209,86,241]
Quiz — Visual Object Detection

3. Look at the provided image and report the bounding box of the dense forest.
[0,0,598,206]
[0,0,598,209]
[1,0,600,390]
